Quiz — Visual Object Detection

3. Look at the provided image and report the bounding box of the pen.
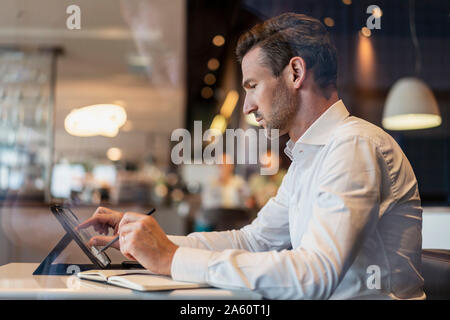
[97,208,156,254]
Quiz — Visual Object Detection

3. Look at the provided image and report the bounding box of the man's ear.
[288,56,306,89]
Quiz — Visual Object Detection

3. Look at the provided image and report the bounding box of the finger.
[89,235,120,250]
[77,207,115,230]
[77,212,114,230]
[118,212,146,230]
[118,222,138,236]
[120,234,136,260]
[76,216,98,230]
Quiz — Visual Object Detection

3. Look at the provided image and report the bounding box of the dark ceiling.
[186,0,450,128]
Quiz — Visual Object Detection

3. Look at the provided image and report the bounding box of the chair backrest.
[202,208,254,231]
[422,249,450,300]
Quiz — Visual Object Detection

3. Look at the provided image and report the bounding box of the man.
[78,13,425,299]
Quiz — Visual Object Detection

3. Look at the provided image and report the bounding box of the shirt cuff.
[171,247,213,284]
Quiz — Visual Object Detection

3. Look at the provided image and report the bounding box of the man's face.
[241,47,298,135]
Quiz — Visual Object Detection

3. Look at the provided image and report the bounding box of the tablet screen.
[51,205,111,268]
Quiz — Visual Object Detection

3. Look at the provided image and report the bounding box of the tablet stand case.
[33,232,143,275]
[33,206,143,275]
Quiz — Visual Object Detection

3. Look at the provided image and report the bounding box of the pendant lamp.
[382,0,441,131]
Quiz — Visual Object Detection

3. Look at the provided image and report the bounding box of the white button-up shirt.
[169,100,425,300]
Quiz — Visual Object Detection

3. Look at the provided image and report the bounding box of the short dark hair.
[236,13,337,91]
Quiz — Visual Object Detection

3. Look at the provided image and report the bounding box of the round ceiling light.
[106,147,122,161]
[64,104,127,137]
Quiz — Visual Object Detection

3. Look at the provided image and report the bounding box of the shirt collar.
[284,99,350,160]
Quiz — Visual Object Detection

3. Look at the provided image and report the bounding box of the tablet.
[50,204,111,268]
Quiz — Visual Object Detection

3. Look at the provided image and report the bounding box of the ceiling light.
[212,35,225,47]
[382,78,441,130]
[360,27,371,37]
[204,73,216,85]
[324,17,335,27]
[382,1,441,131]
[64,104,127,137]
[106,147,122,161]
[201,87,214,99]
[207,58,220,71]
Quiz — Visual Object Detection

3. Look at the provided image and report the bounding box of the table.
[0,263,262,300]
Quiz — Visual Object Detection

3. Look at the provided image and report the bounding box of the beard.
[263,78,298,138]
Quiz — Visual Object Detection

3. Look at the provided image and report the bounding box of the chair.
[422,249,450,299]
[196,208,254,232]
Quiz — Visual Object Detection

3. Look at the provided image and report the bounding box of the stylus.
[97,208,156,254]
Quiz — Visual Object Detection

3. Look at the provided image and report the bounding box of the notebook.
[77,269,208,291]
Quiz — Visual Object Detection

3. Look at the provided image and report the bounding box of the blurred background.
[0,0,448,266]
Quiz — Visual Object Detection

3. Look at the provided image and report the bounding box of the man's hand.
[118,212,179,276]
[76,207,124,250]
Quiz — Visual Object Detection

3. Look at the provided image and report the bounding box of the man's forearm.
[168,229,257,252]
[168,196,292,253]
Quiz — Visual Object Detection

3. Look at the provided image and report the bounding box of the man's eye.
[249,84,257,89]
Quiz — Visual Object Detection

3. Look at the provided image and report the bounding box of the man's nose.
[243,97,257,115]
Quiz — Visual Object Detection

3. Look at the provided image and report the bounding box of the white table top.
[0,263,262,300]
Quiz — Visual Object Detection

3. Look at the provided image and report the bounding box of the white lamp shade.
[382,77,441,130]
